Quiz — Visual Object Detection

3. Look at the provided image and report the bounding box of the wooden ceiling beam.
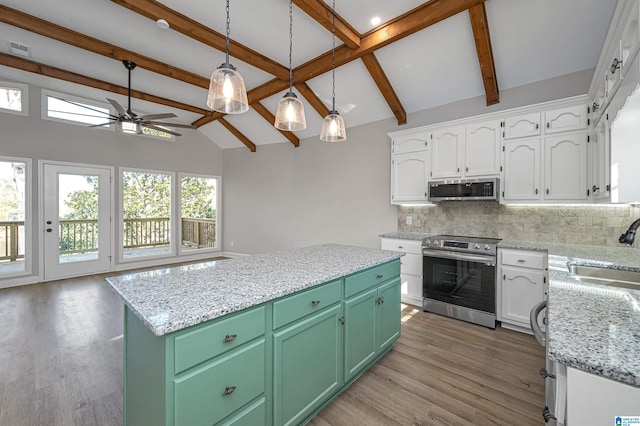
[292,0,361,49]
[0,4,210,89]
[218,118,257,152]
[468,3,499,105]
[0,53,209,115]
[110,0,290,80]
[295,83,330,118]
[251,102,299,147]
[361,53,406,125]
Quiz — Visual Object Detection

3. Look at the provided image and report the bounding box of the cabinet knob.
[376,274,384,279]
[546,122,550,129]
[546,188,549,195]
[535,123,539,130]
[535,189,538,195]
[398,245,403,249]
[223,386,237,396]
[457,168,460,172]
[338,316,345,325]
[592,185,599,193]
[376,296,385,305]
[517,259,525,263]
[503,274,506,280]
[223,334,237,343]
[611,58,622,74]
[46,228,52,232]
[465,167,468,172]
[311,300,320,307]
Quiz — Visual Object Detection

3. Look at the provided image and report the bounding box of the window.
[0,82,28,116]
[180,174,220,253]
[43,89,112,127]
[0,157,31,276]
[121,170,173,260]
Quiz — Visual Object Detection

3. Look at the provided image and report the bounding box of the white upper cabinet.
[390,130,430,204]
[590,114,610,202]
[544,105,588,134]
[430,125,464,179]
[465,119,502,177]
[503,112,541,139]
[620,0,640,78]
[503,138,541,201]
[544,132,589,201]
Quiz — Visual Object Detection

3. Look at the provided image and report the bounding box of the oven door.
[422,249,496,314]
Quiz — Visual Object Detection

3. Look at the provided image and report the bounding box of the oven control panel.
[422,236,499,255]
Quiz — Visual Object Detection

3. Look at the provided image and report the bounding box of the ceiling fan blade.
[138,113,177,121]
[49,95,119,120]
[145,121,196,129]
[106,98,128,118]
[143,123,182,137]
[88,122,115,128]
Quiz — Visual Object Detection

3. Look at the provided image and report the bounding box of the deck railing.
[0,218,217,262]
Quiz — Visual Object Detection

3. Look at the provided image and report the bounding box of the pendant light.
[274,0,306,131]
[207,0,249,114]
[320,0,346,142]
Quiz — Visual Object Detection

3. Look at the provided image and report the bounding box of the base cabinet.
[380,238,422,306]
[123,260,401,426]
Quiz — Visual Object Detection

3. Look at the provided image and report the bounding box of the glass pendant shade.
[274,92,306,131]
[207,64,249,114]
[320,110,346,142]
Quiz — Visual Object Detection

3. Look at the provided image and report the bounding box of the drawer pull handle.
[398,245,403,249]
[223,334,237,343]
[517,259,526,263]
[311,300,320,307]
[223,386,236,396]
[376,274,384,279]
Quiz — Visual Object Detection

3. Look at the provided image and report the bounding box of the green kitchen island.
[105,244,403,426]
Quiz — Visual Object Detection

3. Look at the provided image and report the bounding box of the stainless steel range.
[422,235,501,328]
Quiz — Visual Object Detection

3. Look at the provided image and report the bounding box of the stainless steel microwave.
[428,178,499,202]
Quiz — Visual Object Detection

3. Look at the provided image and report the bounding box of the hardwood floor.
[0,274,544,426]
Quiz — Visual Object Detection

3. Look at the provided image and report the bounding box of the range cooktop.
[422,234,501,255]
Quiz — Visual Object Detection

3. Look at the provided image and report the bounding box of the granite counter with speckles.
[106,244,402,336]
[378,231,430,241]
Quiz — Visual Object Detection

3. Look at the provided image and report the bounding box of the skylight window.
[0,82,28,116]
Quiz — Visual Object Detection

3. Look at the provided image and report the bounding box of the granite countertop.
[105,244,402,336]
[379,231,430,241]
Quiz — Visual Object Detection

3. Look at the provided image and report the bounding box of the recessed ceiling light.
[370,16,381,26]
[156,19,170,30]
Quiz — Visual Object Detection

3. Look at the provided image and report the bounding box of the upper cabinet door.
[544,132,588,201]
[430,125,464,179]
[503,138,541,201]
[544,105,588,134]
[391,131,429,155]
[503,112,541,140]
[391,150,430,204]
[465,119,501,177]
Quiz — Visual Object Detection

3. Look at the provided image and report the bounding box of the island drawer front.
[174,339,265,426]
[344,261,400,298]
[218,397,266,426]
[174,306,265,375]
[273,280,342,330]
[500,249,546,269]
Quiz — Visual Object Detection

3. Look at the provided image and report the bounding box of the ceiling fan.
[62,60,195,137]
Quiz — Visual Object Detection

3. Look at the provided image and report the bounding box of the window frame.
[0,81,29,116]
[118,167,175,263]
[41,89,114,129]
[178,173,222,255]
[0,156,32,279]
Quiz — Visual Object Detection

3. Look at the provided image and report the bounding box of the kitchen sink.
[568,264,640,290]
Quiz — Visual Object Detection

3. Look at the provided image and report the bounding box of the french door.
[43,163,112,280]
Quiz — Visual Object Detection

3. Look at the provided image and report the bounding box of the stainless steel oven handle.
[422,249,496,264]
[530,300,547,347]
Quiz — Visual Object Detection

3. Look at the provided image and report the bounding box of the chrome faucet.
[619,218,640,246]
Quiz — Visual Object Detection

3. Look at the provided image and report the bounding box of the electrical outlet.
[406,215,413,225]
[230,240,235,247]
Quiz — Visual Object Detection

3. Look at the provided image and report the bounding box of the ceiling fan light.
[207,63,249,114]
[121,121,137,134]
[320,110,346,142]
[274,92,306,131]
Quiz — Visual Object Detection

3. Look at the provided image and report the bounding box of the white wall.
[0,84,223,284]
[222,69,594,254]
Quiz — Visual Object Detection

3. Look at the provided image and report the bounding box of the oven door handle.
[422,249,496,264]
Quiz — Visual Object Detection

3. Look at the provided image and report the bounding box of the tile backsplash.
[398,203,640,247]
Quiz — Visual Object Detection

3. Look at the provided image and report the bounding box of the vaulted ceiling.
[0,0,617,151]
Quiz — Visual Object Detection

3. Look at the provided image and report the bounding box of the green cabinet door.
[273,304,343,426]
[377,277,401,351]
[343,287,377,382]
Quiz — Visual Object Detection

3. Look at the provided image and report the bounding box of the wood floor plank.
[0,274,545,426]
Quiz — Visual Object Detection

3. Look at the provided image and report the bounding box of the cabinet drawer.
[500,249,546,269]
[400,253,422,275]
[345,261,400,299]
[380,238,422,254]
[174,339,265,426]
[218,397,265,426]
[174,306,265,375]
[273,280,342,330]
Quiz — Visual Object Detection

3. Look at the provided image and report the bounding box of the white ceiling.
[0,0,618,150]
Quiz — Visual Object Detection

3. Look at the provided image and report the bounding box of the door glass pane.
[180,176,218,252]
[0,161,26,274]
[122,171,171,259]
[58,174,99,263]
